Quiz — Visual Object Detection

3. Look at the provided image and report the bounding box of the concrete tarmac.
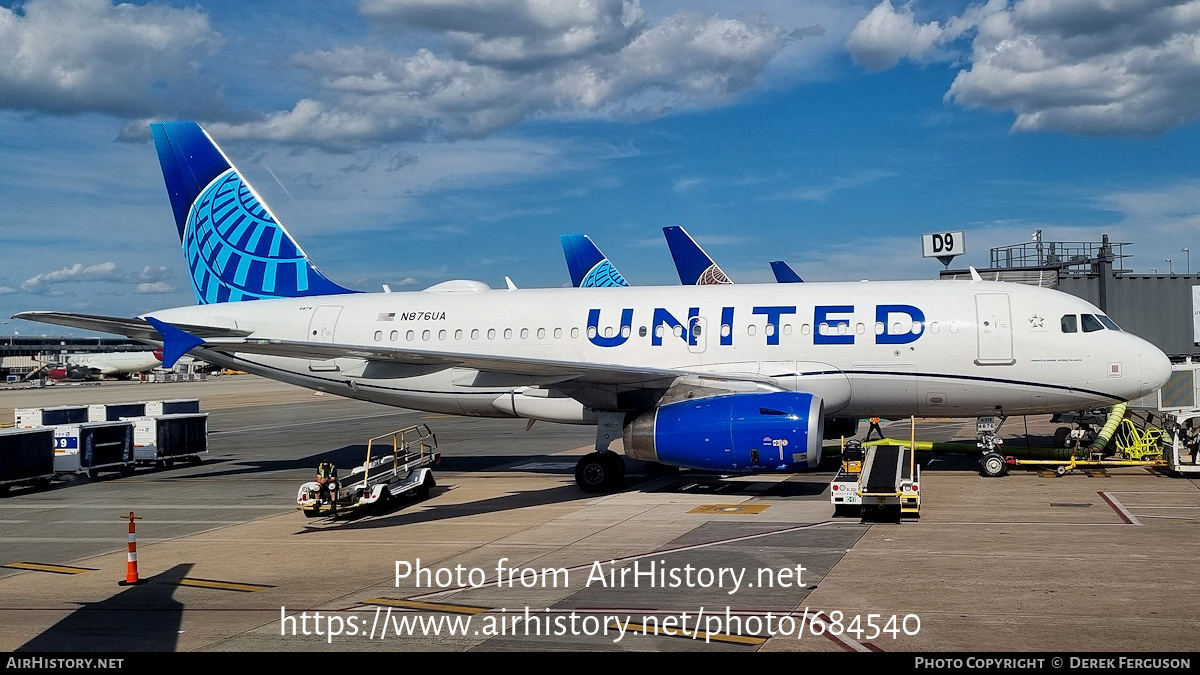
[0,376,1197,652]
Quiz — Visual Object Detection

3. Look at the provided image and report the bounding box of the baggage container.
[131,413,208,467]
[86,402,148,422]
[143,399,201,416]
[15,405,89,429]
[0,428,55,495]
[52,421,135,478]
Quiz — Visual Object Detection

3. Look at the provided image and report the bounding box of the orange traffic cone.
[117,511,147,586]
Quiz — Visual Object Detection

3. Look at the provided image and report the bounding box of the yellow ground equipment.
[831,418,920,518]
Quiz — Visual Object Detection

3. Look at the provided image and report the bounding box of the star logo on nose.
[1029,314,1044,328]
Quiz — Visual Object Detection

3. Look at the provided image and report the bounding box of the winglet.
[145,316,205,368]
[769,260,804,283]
[969,266,983,282]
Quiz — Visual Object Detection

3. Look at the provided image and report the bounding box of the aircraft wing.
[12,311,252,341]
[200,336,775,387]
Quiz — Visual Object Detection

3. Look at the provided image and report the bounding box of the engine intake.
[623,392,824,472]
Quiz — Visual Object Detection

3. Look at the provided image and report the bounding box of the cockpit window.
[1060,315,1078,333]
[1097,315,1120,331]
[1081,314,1104,333]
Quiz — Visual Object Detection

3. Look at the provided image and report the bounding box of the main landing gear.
[574,452,626,493]
[574,412,627,493]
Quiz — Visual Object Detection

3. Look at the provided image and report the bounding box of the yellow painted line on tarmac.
[688,504,770,515]
[174,577,274,592]
[616,621,765,646]
[365,597,491,614]
[3,562,97,575]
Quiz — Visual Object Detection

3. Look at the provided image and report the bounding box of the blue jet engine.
[623,392,825,472]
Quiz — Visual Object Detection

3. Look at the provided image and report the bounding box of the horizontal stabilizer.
[144,317,205,368]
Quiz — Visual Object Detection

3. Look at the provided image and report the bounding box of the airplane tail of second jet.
[150,121,356,304]
[663,226,733,285]
[560,234,629,287]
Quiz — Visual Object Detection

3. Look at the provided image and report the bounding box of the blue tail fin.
[770,260,804,283]
[150,121,357,304]
[663,226,733,285]
[560,234,629,287]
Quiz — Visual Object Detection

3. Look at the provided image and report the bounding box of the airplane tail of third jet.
[560,234,629,287]
[150,121,356,304]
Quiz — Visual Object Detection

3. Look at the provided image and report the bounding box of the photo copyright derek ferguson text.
[280,559,921,643]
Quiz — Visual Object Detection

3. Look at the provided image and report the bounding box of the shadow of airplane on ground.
[17,563,193,652]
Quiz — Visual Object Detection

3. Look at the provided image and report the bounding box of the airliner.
[15,122,1172,492]
[44,350,162,380]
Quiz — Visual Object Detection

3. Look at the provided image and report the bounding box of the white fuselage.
[144,279,1171,420]
[61,351,162,377]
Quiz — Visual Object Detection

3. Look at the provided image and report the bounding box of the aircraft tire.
[979,452,1008,478]
[1053,427,1070,448]
[575,452,617,493]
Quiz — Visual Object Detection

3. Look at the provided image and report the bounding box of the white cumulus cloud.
[0,0,222,118]
[948,0,1200,135]
[21,262,175,294]
[209,3,793,150]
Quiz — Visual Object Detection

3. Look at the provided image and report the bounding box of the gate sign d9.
[922,231,965,258]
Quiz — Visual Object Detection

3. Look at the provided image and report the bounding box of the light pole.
[1151,268,1158,274]
[1166,259,1174,274]
[1183,248,1191,274]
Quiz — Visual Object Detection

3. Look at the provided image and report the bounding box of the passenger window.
[389,330,398,341]
[374,330,382,341]
[554,328,562,339]
[874,322,884,335]
[471,329,479,340]
[748,324,757,336]
[537,328,545,339]
[930,322,940,334]
[693,324,702,337]
[1061,315,1077,333]
[454,329,462,340]
[856,323,865,335]
[587,326,597,339]
[655,325,665,338]
[801,324,811,336]
[1098,315,1121,331]
[520,328,529,339]
[438,330,446,340]
[639,326,647,337]
[504,328,513,339]
[1081,314,1104,333]
[784,324,793,336]
[406,330,415,341]
[721,324,731,337]
[672,325,683,338]
[572,327,580,339]
[621,325,631,338]
[487,329,496,340]
[421,330,430,341]
[766,323,776,337]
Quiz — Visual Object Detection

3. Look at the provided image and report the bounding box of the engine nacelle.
[623,392,824,473]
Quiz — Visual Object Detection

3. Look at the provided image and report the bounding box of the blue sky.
[3,0,1200,335]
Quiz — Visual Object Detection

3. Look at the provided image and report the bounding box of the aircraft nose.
[1140,344,1172,397]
